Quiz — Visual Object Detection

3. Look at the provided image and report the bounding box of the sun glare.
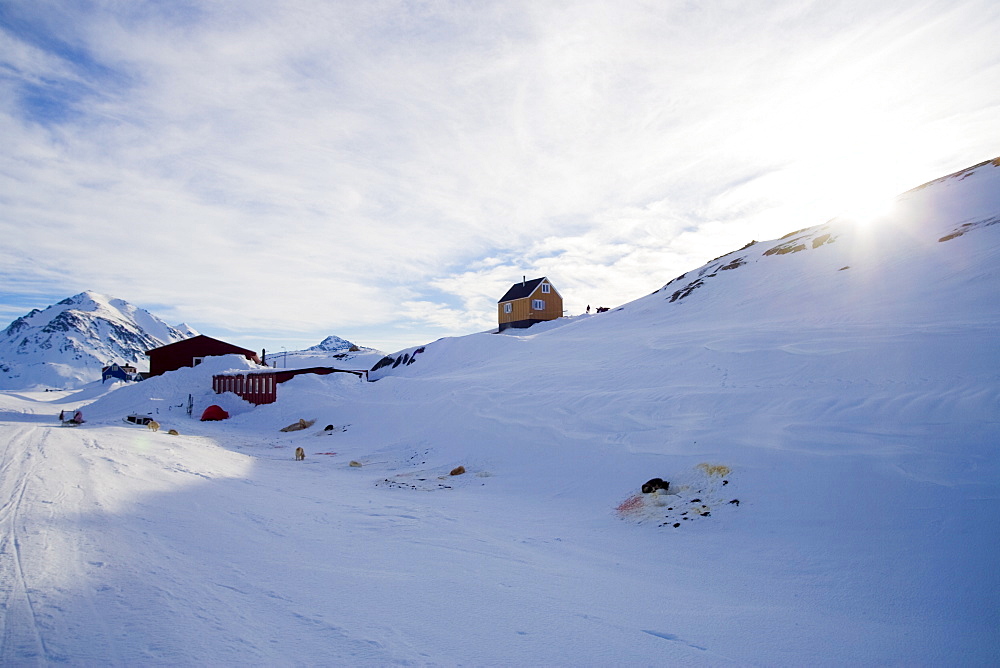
[840,192,898,225]
[808,153,905,228]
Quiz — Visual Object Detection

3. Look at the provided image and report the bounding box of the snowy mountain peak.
[60,289,106,305]
[307,335,359,352]
[0,292,197,389]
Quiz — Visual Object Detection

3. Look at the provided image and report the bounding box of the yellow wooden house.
[497,276,563,332]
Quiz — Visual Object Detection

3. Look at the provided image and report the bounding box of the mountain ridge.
[0,290,195,389]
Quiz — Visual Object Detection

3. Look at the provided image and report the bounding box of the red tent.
[200,405,229,421]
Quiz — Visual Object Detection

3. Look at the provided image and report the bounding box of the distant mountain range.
[0,291,383,390]
[0,291,195,389]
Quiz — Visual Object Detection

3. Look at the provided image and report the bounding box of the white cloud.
[1,0,999,352]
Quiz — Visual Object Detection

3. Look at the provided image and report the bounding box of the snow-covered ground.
[1,160,998,665]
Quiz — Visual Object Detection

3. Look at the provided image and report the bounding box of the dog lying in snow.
[147,420,160,432]
[641,478,670,494]
[281,419,315,433]
[295,447,306,461]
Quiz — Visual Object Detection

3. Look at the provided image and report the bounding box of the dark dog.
[641,478,670,494]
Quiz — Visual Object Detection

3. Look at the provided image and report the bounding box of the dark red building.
[146,335,261,377]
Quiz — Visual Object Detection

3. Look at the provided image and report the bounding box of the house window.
[192,357,204,366]
[541,283,550,293]
[532,299,545,310]
[503,303,512,313]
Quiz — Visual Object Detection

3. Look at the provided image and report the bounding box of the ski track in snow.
[0,425,50,665]
[0,407,408,666]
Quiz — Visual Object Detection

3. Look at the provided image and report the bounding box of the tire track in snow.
[0,426,49,665]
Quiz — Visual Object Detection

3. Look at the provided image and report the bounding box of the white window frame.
[192,356,205,366]
[532,299,545,310]
[541,283,551,293]
[503,303,512,314]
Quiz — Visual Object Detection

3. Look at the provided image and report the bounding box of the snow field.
[1,160,998,664]
[4,284,998,665]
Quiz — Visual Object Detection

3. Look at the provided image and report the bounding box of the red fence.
[212,373,278,405]
[212,367,367,406]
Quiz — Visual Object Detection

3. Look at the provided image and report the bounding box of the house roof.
[499,277,550,303]
[221,366,366,382]
[145,334,258,358]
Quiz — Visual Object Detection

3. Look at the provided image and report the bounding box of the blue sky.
[2,0,998,353]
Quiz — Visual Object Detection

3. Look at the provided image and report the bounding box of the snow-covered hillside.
[0,158,997,665]
[0,291,195,390]
[374,157,1000,380]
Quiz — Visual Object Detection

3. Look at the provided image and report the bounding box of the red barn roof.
[146,335,260,377]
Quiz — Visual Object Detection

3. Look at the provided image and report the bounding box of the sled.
[124,414,154,426]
